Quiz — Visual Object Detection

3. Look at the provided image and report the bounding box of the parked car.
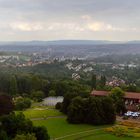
[132,112,139,117]
[124,111,140,117]
[124,111,133,116]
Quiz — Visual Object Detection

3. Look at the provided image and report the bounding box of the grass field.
[63,129,140,140]
[33,118,139,140]
[21,107,64,119]
[21,106,139,140]
[33,118,97,139]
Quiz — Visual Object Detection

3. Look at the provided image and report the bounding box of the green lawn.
[20,107,140,140]
[33,116,140,140]
[64,130,140,140]
[20,108,64,119]
[33,117,98,139]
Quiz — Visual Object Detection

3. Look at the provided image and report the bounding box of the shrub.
[119,121,140,127]
[13,133,37,140]
[122,116,129,120]
[0,113,50,140]
[0,130,8,140]
[31,91,45,102]
[55,102,62,110]
[105,125,140,138]
[48,90,56,97]
[15,97,31,110]
[33,126,50,140]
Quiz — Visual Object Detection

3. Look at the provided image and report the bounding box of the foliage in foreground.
[0,113,50,140]
[0,94,14,116]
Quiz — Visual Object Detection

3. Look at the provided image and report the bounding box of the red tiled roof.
[91,91,109,96]
[125,92,140,100]
[91,90,140,100]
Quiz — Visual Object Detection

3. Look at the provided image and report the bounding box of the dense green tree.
[126,84,137,92]
[100,75,106,87]
[48,90,56,96]
[31,91,45,102]
[0,94,14,116]
[17,75,32,94]
[0,74,10,94]
[91,74,96,89]
[14,97,31,110]
[0,113,49,140]
[0,130,8,140]
[46,80,90,98]
[31,76,42,91]
[9,76,18,96]
[1,113,33,138]
[100,97,116,124]
[67,96,85,123]
[33,126,50,140]
[61,92,78,114]
[86,97,103,125]
[67,96,116,125]
[55,102,62,110]
[109,87,126,114]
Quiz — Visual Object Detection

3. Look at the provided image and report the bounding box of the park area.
[17,104,140,140]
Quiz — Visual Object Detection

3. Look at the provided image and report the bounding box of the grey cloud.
[0,0,140,41]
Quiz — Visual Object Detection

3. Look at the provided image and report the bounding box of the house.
[91,90,140,111]
[72,73,81,80]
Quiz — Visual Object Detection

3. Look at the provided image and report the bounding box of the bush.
[48,90,56,97]
[13,133,37,140]
[15,97,31,110]
[55,102,62,110]
[122,116,129,120]
[0,130,8,140]
[0,113,50,140]
[31,91,45,102]
[33,126,50,140]
[119,121,139,127]
[105,125,140,138]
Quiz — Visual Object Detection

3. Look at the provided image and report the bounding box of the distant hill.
[0,40,123,46]
[0,40,139,58]
[126,40,140,44]
[0,40,140,46]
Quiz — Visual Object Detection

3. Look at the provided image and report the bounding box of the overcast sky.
[0,0,140,41]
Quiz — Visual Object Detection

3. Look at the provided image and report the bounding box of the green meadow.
[22,107,63,119]
[20,106,139,140]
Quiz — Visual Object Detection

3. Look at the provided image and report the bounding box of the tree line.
[56,87,126,125]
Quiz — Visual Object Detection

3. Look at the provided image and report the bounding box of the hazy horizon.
[0,39,139,43]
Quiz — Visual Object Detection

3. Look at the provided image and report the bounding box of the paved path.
[117,116,140,124]
[31,115,66,121]
[53,127,107,140]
